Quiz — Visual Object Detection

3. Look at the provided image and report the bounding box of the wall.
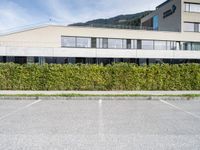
[141,0,182,32]
[1,25,200,46]
[0,46,200,59]
[182,0,200,32]
[0,25,200,59]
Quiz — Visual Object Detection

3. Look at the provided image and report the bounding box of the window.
[154,41,167,50]
[96,38,137,49]
[184,3,200,13]
[194,23,199,32]
[108,39,123,49]
[97,38,108,48]
[182,42,192,50]
[137,40,142,49]
[184,22,200,32]
[97,38,101,48]
[167,41,176,50]
[141,40,154,50]
[76,37,91,48]
[191,43,200,51]
[132,40,137,49]
[199,24,200,31]
[91,38,97,48]
[123,39,137,49]
[185,3,190,12]
[190,4,200,12]
[167,41,200,51]
[126,39,131,49]
[61,36,76,47]
[184,22,195,32]
[122,40,127,49]
[61,36,200,51]
[102,38,108,48]
[153,16,159,30]
[176,42,181,50]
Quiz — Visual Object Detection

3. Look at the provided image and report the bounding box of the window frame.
[184,2,200,13]
[184,22,200,32]
[61,36,200,51]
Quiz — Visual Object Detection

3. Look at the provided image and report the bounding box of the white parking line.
[99,99,102,106]
[0,100,42,121]
[98,99,105,141]
[160,99,200,119]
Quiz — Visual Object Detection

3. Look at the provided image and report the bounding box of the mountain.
[69,11,153,27]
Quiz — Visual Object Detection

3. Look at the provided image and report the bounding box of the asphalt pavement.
[0,99,200,150]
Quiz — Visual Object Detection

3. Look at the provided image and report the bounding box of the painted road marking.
[99,99,102,106]
[160,99,200,119]
[98,99,105,141]
[0,100,42,121]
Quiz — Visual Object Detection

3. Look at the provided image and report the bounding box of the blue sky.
[0,0,164,31]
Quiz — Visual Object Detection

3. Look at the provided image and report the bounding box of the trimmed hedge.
[0,63,199,90]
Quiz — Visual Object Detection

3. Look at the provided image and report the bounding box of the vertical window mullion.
[75,37,77,48]
[189,3,190,12]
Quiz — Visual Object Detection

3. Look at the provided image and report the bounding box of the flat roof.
[0,24,185,38]
[0,24,156,36]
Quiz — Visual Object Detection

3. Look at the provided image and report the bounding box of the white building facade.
[0,0,200,65]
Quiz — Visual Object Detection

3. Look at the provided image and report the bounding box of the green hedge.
[0,63,199,90]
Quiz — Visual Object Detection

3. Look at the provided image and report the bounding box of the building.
[141,0,200,32]
[0,0,200,65]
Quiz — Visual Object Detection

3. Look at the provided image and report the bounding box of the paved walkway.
[0,90,200,95]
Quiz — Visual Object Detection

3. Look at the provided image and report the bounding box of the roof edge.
[0,23,65,36]
[156,0,172,9]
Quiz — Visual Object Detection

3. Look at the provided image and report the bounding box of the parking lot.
[0,99,200,150]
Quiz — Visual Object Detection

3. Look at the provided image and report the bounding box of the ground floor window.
[0,57,200,65]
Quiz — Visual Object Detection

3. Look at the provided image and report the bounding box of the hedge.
[0,63,199,90]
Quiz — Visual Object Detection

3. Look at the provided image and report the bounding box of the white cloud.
[42,0,165,24]
[0,1,46,31]
[0,0,165,31]
[42,0,82,24]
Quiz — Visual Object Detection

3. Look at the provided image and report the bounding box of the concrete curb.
[1,90,200,95]
[0,96,199,100]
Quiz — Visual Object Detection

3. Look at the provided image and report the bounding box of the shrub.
[0,63,199,90]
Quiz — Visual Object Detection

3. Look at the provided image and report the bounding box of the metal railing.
[0,22,155,37]
[71,24,155,31]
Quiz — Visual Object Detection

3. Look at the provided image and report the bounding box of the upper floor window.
[91,38,97,48]
[154,41,167,50]
[191,43,200,51]
[108,39,124,49]
[153,16,159,30]
[181,42,200,51]
[141,40,154,50]
[61,36,76,47]
[76,37,91,48]
[184,3,200,13]
[61,36,92,48]
[102,38,108,48]
[184,22,200,32]
[126,39,132,49]
[61,36,200,51]
[167,41,177,50]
